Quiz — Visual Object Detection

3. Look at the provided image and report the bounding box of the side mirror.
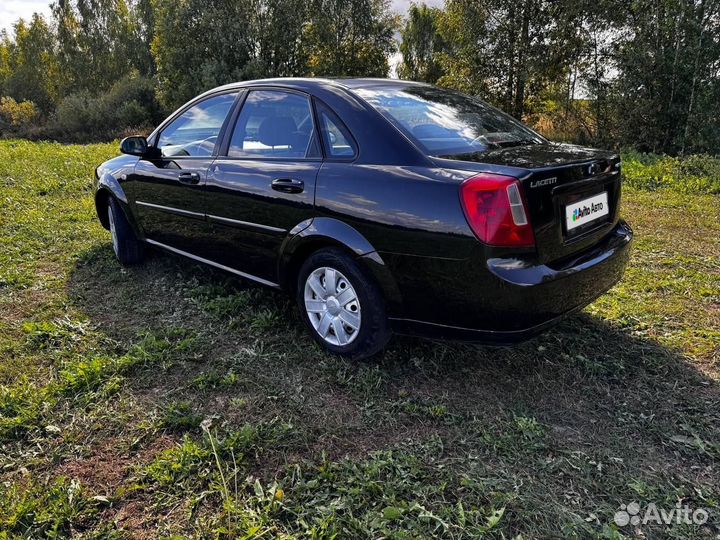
[120,136,148,157]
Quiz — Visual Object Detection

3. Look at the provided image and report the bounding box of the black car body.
[94,78,633,357]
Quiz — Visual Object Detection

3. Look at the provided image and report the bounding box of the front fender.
[96,172,128,205]
[94,155,143,239]
[279,217,403,315]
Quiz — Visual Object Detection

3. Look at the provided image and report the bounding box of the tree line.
[0,0,397,140]
[399,0,720,155]
[0,0,718,155]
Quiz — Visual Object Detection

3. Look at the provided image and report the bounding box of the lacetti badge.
[530,177,557,188]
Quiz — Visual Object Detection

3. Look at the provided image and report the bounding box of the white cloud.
[0,0,52,33]
[390,0,444,14]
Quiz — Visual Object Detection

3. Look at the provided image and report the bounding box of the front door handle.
[178,172,201,185]
[271,178,304,194]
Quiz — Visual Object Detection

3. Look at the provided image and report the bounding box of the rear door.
[126,91,238,256]
[203,88,321,283]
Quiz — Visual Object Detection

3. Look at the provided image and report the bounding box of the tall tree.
[435,0,577,119]
[152,0,311,110]
[243,0,310,79]
[611,0,720,154]
[130,0,157,76]
[564,1,619,145]
[151,0,254,109]
[0,15,57,113]
[432,0,490,95]
[398,4,445,83]
[51,0,153,95]
[302,0,398,77]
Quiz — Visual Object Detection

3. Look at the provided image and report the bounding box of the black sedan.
[94,78,633,359]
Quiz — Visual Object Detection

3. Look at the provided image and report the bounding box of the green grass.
[0,139,718,539]
[622,150,720,194]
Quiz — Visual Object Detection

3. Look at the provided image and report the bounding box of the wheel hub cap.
[326,296,340,315]
[304,267,361,346]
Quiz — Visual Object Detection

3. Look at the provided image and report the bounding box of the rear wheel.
[107,197,144,266]
[297,248,390,360]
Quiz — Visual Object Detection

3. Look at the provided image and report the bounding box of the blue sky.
[1,0,445,34]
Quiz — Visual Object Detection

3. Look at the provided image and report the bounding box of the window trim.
[312,97,359,162]
[147,89,242,159]
[218,86,322,163]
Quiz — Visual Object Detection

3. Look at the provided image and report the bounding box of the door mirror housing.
[120,136,149,157]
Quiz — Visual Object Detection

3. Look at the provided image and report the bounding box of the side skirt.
[144,238,281,289]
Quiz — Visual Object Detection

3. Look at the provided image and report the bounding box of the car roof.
[329,78,432,90]
[206,77,432,95]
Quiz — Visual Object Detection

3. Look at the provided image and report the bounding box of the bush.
[526,99,603,147]
[622,151,720,194]
[101,74,164,129]
[0,96,39,128]
[54,92,96,136]
[51,74,164,142]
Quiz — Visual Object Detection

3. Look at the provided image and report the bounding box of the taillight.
[459,173,535,247]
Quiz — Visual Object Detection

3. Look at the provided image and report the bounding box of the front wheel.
[297,248,390,360]
[107,197,144,266]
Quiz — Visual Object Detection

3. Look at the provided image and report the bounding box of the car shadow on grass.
[67,244,720,534]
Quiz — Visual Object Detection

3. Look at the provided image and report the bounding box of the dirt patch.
[57,435,176,495]
[104,495,169,540]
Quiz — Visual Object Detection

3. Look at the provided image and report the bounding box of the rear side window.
[316,102,357,159]
[157,93,237,157]
[229,90,318,159]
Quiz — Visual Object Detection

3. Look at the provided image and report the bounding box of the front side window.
[355,85,545,157]
[229,90,317,158]
[157,93,237,157]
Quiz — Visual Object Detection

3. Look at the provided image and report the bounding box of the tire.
[297,248,391,360]
[107,197,144,266]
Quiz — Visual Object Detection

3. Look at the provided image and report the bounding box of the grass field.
[0,139,718,539]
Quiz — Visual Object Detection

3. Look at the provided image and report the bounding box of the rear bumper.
[390,307,584,343]
[389,220,633,343]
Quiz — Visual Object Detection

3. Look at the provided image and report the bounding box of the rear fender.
[279,217,403,315]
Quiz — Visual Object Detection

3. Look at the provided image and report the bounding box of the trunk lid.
[439,143,622,264]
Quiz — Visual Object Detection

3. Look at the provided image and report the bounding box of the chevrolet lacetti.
[94,78,633,359]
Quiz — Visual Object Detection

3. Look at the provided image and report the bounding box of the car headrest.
[258,116,298,147]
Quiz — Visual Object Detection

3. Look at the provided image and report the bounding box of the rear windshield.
[355,85,545,157]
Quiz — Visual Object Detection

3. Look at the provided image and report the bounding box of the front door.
[204,89,321,283]
[126,91,238,256]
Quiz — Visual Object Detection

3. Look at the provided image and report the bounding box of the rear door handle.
[178,172,201,185]
[271,178,304,194]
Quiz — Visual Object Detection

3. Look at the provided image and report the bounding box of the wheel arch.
[95,174,143,239]
[95,188,112,230]
[279,218,403,315]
